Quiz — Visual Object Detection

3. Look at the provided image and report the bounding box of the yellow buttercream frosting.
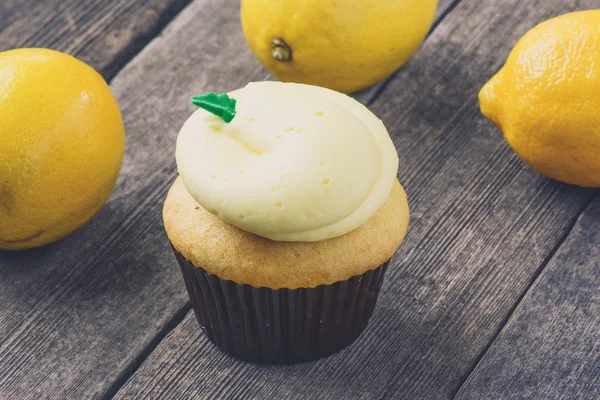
[176,82,398,241]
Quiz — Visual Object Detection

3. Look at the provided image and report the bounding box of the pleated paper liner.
[172,247,389,364]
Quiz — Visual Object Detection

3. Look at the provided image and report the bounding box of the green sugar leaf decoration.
[191,92,237,123]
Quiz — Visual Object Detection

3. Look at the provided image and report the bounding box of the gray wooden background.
[0,0,598,399]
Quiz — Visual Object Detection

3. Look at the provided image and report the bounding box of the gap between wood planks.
[101,303,192,400]
[101,0,194,82]
[0,0,194,83]
[450,190,599,399]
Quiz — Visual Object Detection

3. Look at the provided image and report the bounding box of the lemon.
[480,11,600,187]
[241,0,437,94]
[0,49,125,250]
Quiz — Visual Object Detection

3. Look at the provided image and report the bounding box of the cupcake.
[163,82,409,363]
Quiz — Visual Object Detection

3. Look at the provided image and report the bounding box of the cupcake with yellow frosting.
[163,82,409,363]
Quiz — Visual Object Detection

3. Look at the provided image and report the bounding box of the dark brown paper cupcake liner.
[172,247,388,364]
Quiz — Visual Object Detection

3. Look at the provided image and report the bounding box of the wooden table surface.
[1,0,599,399]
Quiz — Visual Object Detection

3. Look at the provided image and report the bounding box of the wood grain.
[113,0,600,399]
[455,196,600,400]
[0,0,460,398]
[0,0,192,80]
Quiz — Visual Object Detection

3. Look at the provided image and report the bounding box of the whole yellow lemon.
[241,0,437,93]
[0,49,125,250]
[480,10,600,187]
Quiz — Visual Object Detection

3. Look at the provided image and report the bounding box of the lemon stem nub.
[272,38,292,62]
[191,92,237,123]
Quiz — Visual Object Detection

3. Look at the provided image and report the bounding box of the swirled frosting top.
[176,82,399,242]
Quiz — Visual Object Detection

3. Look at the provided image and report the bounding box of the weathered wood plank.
[0,0,459,398]
[113,1,600,399]
[0,0,192,80]
[455,196,600,399]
